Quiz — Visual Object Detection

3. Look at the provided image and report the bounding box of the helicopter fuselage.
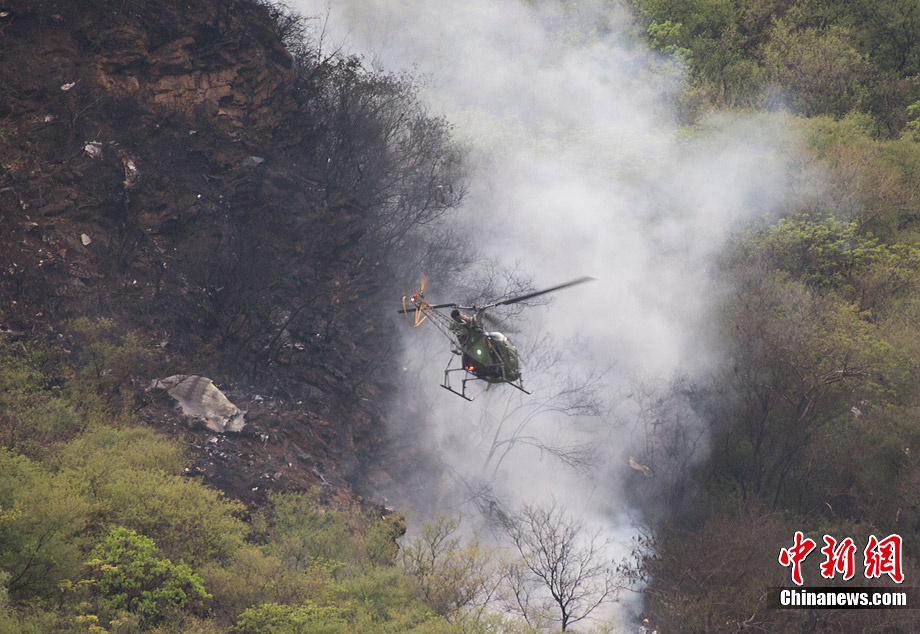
[451,322,522,384]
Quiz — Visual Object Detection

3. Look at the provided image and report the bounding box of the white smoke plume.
[290,0,813,626]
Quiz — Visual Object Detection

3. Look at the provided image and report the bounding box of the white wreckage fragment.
[151,375,245,433]
[83,141,103,158]
[628,456,653,478]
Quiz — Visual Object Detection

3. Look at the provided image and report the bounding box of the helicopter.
[398,273,595,400]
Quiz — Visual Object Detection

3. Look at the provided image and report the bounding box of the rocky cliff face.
[0,0,420,505]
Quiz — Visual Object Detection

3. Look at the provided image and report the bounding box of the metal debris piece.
[60,81,77,91]
[628,456,653,477]
[83,142,102,158]
[240,156,265,167]
[150,375,246,433]
[80,233,91,245]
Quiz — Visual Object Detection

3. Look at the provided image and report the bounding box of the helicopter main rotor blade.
[397,301,458,314]
[483,276,596,309]
[480,311,518,333]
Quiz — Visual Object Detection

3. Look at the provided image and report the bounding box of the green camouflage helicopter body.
[451,310,522,383]
[399,274,592,400]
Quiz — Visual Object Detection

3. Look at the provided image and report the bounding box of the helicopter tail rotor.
[400,274,429,327]
[401,294,427,327]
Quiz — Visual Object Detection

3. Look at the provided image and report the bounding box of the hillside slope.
[0,0,458,504]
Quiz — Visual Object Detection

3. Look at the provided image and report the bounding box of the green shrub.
[199,544,332,623]
[59,427,247,566]
[259,491,401,571]
[0,347,81,458]
[235,602,347,634]
[66,317,154,415]
[87,527,211,625]
[0,450,90,599]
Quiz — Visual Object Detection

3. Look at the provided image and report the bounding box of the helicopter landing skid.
[441,360,532,401]
[442,366,474,401]
[507,379,532,395]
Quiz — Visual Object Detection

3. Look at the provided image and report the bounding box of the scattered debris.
[60,81,77,91]
[240,155,265,167]
[150,375,246,433]
[80,233,91,245]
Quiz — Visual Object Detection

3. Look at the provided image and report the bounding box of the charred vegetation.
[0,0,466,502]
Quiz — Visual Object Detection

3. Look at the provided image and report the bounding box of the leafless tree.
[474,332,606,482]
[502,500,617,631]
[399,513,505,622]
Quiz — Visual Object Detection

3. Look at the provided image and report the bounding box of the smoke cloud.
[290,0,814,626]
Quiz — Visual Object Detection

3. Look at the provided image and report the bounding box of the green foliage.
[59,426,248,567]
[0,604,65,634]
[650,210,920,629]
[907,98,920,137]
[803,114,920,240]
[631,0,920,131]
[761,19,871,116]
[58,425,187,476]
[66,317,154,415]
[258,491,400,571]
[86,527,210,625]
[844,0,920,76]
[235,602,346,634]
[0,450,90,600]
[0,572,11,633]
[708,217,919,509]
[237,499,469,634]
[198,544,331,623]
[738,216,920,302]
[0,345,81,458]
[637,0,765,109]
[235,571,462,634]
[0,329,451,633]
[646,20,689,60]
[337,566,425,624]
